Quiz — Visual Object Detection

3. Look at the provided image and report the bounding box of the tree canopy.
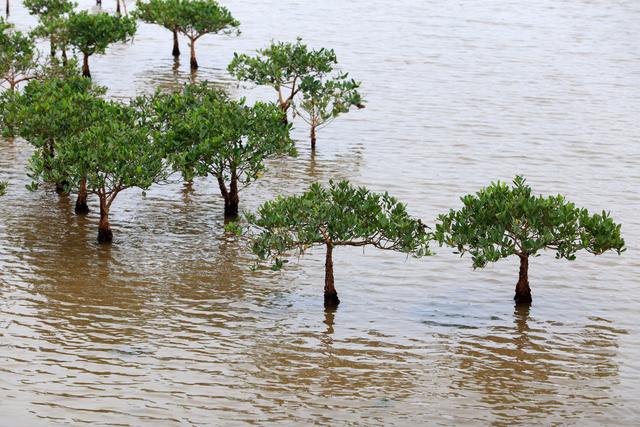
[295,72,365,149]
[152,83,294,217]
[247,180,432,306]
[173,0,240,69]
[66,11,137,77]
[134,0,182,57]
[434,176,625,304]
[0,18,41,91]
[228,38,337,117]
[31,99,167,242]
[24,0,75,61]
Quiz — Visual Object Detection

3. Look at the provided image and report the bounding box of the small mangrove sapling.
[0,18,40,92]
[247,180,432,307]
[174,0,239,70]
[295,73,365,150]
[434,176,625,305]
[134,0,182,57]
[17,75,106,208]
[154,83,294,217]
[66,11,137,78]
[33,100,167,243]
[227,38,337,121]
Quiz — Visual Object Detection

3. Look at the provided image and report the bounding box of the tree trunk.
[82,53,91,78]
[310,124,317,151]
[75,177,89,214]
[324,243,340,308]
[5,0,9,17]
[116,0,121,15]
[172,29,180,57]
[514,254,532,305]
[279,102,289,125]
[224,176,239,218]
[61,45,68,66]
[50,39,56,60]
[98,195,113,243]
[190,40,198,70]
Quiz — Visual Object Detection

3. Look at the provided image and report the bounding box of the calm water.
[1,0,639,425]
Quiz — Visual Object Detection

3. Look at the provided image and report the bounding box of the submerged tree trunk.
[217,174,239,218]
[82,53,91,78]
[310,124,317,151]
[225,176,239,218]
[50,39,56,59]
[189,40,198,70]
[61,45,68,66]
[75,177,89,214]
[172,29,180,57]
[324,243,340,308]
[98,195,113,243]
[514,254,532,305]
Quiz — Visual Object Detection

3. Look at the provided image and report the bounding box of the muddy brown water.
[1,0,639,425]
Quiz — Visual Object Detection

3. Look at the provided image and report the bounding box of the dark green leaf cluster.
[0,181,6,197]
[66,11,137,56]
[152,83,295,186]
[434,176,626,268]
[55,101,167,196]
[247,180,432,268]
[12,75,105,147]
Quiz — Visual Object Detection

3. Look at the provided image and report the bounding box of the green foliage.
[228,38,337,112]
[152,83,294,213]
[247,180,432,269]
[174,0,239,41]
[24,0,75,47]
[295,72,364,139]
[14,75,105,148]
[0,181,6,196]
[66,11,137,57]
[134,0,181,32]
[31,99,167,197]
[434,176,626,268]
[0,18,41,91]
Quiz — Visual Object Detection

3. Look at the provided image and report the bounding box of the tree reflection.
[447,305,625,425]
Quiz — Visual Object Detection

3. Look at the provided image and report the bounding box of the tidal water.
[1,0,639,425]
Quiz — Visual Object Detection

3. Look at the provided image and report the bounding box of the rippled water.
[1,0,639,425]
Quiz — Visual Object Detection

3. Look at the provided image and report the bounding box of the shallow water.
[1,0,639,425]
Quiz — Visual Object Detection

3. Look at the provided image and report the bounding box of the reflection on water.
[1,0,640,424]
[445,306,626,425]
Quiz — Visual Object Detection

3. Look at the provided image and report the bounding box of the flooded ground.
[1,0,639,425]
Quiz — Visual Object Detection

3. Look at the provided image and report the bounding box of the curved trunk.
[324,243,340,308]
[98,195,113,243]
[189,39,198,70]
[75,177,89,214]
[514,254,532,305]
[82,53,91,78]
[172,29,180,57]
[310,124,317,151]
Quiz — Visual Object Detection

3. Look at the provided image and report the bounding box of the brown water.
[1,0,639,425]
